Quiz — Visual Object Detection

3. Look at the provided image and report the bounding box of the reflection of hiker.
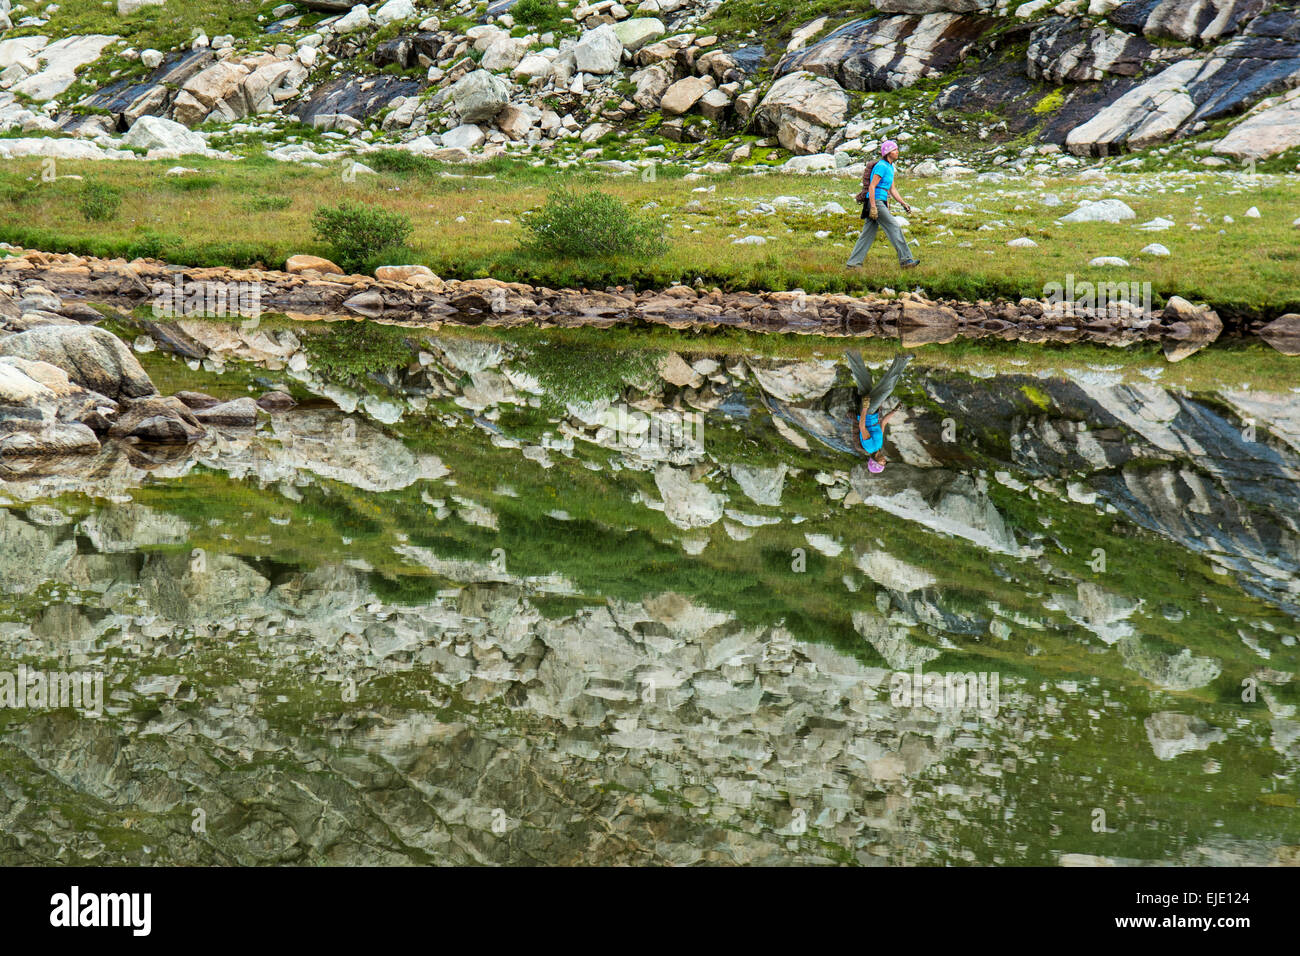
[846,350,912,473]
[847,140,919,270]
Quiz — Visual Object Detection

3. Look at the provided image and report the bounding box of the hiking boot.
[901,259,920,269]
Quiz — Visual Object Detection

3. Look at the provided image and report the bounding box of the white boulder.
[574,24,623,75]
[373,0,417,26]
[122,115,208,154]
[1058,199,1137,223]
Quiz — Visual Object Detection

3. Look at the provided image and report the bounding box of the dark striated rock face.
[1246,7,1300,40]
[935,63,1040,131]
[1111,0,1269,43]
[776,14,995,91]
[373,32,442,70]
[373,37,417,70]
[291,74,423,125]
[696,44,766,83]
[74,49,215,131]
[1110,0,1165,33]
[934,33,1146,142]
[725,44,766,75]
[928,375,1300,615]
[482,0,520,21]
[1065,32,1300,153]
[1190,35,1300,120]
[1027,16,1158,83]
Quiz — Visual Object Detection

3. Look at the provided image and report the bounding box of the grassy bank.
[2,154,1298,316]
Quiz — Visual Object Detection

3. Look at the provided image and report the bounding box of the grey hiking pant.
[847,202,911,267]
[846,351,912,414]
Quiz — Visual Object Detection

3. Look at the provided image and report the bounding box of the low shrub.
[310,200,414,273]
[521,186,669,260]
[78,181,121,222]
[513,0,564,28]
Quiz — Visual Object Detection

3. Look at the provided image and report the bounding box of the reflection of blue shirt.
[859,411,883,453]
[871,160,895,204]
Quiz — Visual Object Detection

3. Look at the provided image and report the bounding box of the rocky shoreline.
[5,248,1300,358]
[2,243,1297,468]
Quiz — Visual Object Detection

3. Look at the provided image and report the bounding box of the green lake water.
[0,319,1297,865]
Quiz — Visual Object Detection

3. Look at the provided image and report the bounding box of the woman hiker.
[846,350,912,473]
[847,140,919,270]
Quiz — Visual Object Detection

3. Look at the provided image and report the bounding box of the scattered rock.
[1162,295,1223,361]
[574,24,623,75]
[0,325,156,401]
[660,76,712,115]
[612,17,666,53]
[191,396,260,427]
[286,254,343,275]
[1059,199,1137,223]
[257,390,298,412]
[1258,313,1300,355]
[449,69,510,123]
[752,70,850,155]
[1144,712,1226,761]
[122,115,208,154]
[109,394,205,443]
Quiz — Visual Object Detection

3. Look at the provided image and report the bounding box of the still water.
[1,318,1297,865]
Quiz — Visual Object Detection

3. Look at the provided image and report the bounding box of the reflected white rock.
[1144,712,1226,761]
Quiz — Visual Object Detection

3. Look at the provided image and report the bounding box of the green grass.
[0,154,1298,317]
[707,0,877,45]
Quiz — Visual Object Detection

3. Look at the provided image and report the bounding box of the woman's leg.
[845,349,874,396]
[875,205,913,265]
[866,355,913,413]
[846,218,879,267]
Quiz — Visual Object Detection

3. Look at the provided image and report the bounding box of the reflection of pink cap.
[867,459,885,474]
[880,140,898,157]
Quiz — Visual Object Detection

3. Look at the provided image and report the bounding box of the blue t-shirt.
[859,410,883,454]
[871,160,895,204]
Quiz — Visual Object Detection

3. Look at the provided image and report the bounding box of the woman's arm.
[858,403,869,439]
[888,185,911,213]
[878,407,901,442]
[867,174,882,218]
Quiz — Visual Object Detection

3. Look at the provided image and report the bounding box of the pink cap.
[880,140,898,157]
[867,459,885,474]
